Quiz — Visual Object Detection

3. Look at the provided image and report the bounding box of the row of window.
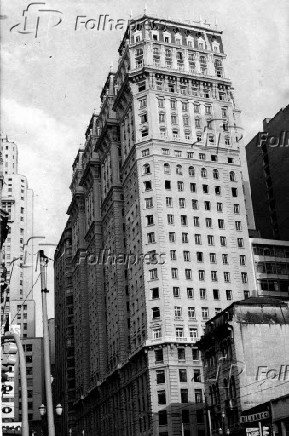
[151,287,235,300]
[146,232,244,249]
[167,251,246,265]
[146,217,242,230]
[149,267,248,283]
[143,163,236,181]
[141,149,235,166]
[145,197,239,211]
[156,388,203,407]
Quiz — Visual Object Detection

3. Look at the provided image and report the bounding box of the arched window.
[201,168,207,178]
[176,164,183,175]
[213,169,219,180]
[143,163,151,174]
[164,163,170,174]
[230,171,235,181]
[188,166,195,176]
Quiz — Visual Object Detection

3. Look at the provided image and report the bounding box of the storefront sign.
[241,411,270,423]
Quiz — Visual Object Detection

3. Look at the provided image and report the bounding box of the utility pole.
[39,250,55,436]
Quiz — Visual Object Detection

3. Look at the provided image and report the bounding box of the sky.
[1,0,289,331]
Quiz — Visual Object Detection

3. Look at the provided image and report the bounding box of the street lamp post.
[39,403,63,436]
[39,250,55,436]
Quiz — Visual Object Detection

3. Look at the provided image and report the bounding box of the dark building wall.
[246,105,289,240]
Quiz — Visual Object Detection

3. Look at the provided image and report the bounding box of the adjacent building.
[55,15,258,436]
[54,219,75,436]
[250,238,289,299]
[196,297,289,436]
[246,105,289,241]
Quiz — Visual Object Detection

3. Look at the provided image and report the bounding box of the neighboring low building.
[13,337,45,435]
[196,297,289,436]
[250,238,289,299]
[240,394,289,436]
[246,105,289,240]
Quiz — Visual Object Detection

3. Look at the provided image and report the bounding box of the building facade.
[55,15,257,436]
[250,238,289,299]
[196,297,289,436]
[54,219,76,436]
[246,105,289,240]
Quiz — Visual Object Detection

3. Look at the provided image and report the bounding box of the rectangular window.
[169,232,176,242]
[224,272,230,282]
[203,184,209,194]
[182,233,189,243]
[150,269,158,280]
[234,204,240,214]
[145,198,153,208]
[179,198,186,208]
[181,215,187,226]
[235,221,242,231]
[158,390,166,405]
[185,269,192,280]
[183,251,191,261]
[241,272,248,283]
[210,253,216,263]
[195,389,203,403]
[177,181,184,191]
[213,289,220,300]
[166,197,172,207]
[196,251,203,262]
[215,186,221,195]
[211,271,218,282]
[174,306,182,317]
[152,288,159,299]
[193,369,201,382]
[218,219,225,229]
[194,216,200,227]
[240,255,246,265]
[192,199,199,210]
[202,307,209,319]
[167,214,174,224]
[158,99,165,108]
[165,180,171,190]
[195,234,201,245]
[173,286,180,297]
[147,232,155,243]
[188,307,195,318]
[222,254,228,264]
[189,328,198,340]
[156,369,165,383]
[220,236,227,247]
[226,290,232,300]
[190,183,196,193]
[232,187,238,197]
[181,389,189,403]
[199,270,205,281]
[179,369,187,382]
[192,348,199,360]
[217,202,223,212]
[206,218,212,228]
[208,235,214,246]
[238,238,244,248]
[178,347,185,360]
[200,289,206,299]
[144,180,152,191]
[171,268,178,278]
[204,201,211,210]
[176,328,184,338]
[170,250,176,260]
[187,288,194,298]
[159,410,167,426]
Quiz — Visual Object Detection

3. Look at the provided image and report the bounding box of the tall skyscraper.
[1,134,44,430]
[55,15,256,436]
[246,105,289,240]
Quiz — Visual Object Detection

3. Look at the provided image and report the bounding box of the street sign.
[246,428,260,436]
